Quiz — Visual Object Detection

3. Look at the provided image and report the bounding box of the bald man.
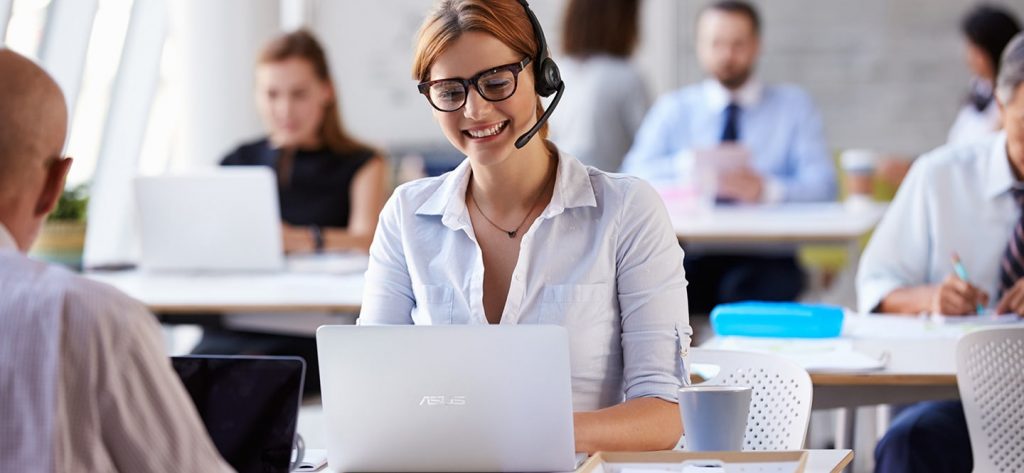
[0,50,233,472]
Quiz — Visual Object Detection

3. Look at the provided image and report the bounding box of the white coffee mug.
[678,385,752,451]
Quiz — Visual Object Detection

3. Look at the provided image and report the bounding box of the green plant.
[47,184,89,222]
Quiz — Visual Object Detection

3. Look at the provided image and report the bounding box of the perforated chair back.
[955,326,1024,473]
[687,348,813,450]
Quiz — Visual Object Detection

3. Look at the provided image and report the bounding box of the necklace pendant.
[507,231,517,238]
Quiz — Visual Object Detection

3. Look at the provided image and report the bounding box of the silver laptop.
[316,325,578,472]
[135,167,284,272]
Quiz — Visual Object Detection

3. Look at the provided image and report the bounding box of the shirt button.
[514,273,522,281]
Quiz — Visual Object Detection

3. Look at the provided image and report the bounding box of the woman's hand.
[281,223,316,254]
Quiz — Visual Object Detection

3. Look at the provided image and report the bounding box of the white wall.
[302,0,1013,157]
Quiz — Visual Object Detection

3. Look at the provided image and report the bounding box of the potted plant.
[30,184,88,269]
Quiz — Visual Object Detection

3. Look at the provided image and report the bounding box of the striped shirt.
[0,223,233,472]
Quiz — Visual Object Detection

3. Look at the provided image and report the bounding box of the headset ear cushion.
[535,58,561,97]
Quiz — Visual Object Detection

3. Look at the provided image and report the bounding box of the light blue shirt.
[360,150,693,411]
[857,133,1019,313]
[621,79,836,203]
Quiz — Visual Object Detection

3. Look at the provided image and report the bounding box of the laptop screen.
[171,355,305,473]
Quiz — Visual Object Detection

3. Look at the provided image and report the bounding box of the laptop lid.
[171,355,305,473]
[135,167,284,272]
[315,325,576,472]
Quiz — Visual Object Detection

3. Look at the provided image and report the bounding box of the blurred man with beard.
[621,0,835,314]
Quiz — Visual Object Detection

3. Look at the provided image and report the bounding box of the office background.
[0,0,1002,264]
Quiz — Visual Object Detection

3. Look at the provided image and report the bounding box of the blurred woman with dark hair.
[223,29,387,253]
[195,30,387,394]
[948,4,1020,144]
[548,0,649,172]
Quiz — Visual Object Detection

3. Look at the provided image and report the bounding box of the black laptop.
[172,355,305,473]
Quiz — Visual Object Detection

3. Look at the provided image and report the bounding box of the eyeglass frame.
[417,57,532,112]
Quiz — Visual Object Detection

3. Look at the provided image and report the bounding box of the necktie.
[721,103,740,143]
[997,188,1024,297]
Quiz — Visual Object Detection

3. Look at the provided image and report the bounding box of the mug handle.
[289,433,306,471]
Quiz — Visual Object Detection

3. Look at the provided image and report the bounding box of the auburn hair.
[411,0,548,139]
[562,0,640,59]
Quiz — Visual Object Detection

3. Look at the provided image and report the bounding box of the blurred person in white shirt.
[548,0,649,172]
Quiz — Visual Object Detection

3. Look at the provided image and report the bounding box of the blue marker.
[951,252,985,315]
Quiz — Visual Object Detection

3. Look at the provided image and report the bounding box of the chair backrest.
[955,326,1024,473]
[687,348,813,451]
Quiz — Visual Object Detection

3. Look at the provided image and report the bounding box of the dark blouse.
[221,138,374,228]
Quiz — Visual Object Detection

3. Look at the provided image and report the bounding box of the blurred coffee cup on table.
[840,149,879,208]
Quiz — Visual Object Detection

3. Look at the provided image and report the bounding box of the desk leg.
[835,407,857,450]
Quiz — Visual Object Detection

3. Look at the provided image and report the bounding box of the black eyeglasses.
[418,57,532,112]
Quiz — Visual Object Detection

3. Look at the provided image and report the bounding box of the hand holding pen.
[934,252,989,315]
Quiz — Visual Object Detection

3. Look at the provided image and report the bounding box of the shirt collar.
[0,221,18,251]
[704,78,763,112]
[414,148,598,230]
[984,132,1020,200]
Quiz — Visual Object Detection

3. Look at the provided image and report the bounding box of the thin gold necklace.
[470,166,554,239]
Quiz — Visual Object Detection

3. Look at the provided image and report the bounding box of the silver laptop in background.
[316,325,578,472]
[135,167,284,272]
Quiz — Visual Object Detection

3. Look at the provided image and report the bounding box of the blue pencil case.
[709,301,844,338]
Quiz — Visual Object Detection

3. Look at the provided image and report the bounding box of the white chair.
[955,326,1024,473]
[687,348,813,451]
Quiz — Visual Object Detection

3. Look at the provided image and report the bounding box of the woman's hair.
[411,0,548,140]
[562,0,640,59]
[259,29,370,155]
[961,4,1022,78]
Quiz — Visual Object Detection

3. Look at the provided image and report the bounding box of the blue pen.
[951,252,985,315]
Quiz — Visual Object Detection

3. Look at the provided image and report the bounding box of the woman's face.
[965,40,995,82]
[427,31,538,167]
[255,57,332,148]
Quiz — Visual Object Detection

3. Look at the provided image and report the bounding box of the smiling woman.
[358,0,695,455]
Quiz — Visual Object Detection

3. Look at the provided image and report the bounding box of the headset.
[514,0,565,149]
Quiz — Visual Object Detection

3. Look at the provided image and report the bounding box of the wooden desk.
[85,254,367,314]
[806,449,855,473]
[568,450,852,473]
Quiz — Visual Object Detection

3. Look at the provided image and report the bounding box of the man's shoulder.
[647,84,705,118]
[664,83,706,103]
[762,83,817,107]
[913,138,993,176]
[63,272,152,328]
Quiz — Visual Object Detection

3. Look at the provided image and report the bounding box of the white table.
[85,254,367,314]
[703,314,1024,458]
[668,201,887,244]
[668,202,888,307]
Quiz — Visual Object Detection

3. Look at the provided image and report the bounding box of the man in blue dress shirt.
[621,0,836,314]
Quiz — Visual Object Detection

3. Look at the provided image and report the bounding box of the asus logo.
[419,395,467,406]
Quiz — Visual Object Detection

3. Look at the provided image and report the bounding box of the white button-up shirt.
[360,151,692,411]
[857,133,1020,313]
[0,222,232,472]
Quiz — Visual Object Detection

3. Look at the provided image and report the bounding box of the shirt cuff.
[761,176,785,203]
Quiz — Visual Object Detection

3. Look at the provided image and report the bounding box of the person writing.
[222,29,386,254]
[359,0,692,453]
[857,34,1024,472]
[0,49,232,473]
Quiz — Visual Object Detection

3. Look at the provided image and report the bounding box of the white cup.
[678,385,752,451]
